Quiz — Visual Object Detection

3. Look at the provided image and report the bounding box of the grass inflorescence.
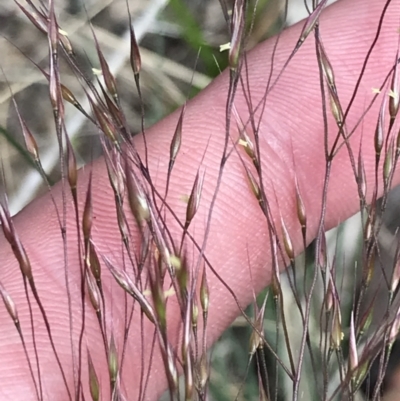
[1,0,400,400]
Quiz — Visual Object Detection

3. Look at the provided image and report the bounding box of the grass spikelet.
[90,99,120,148]
[317,230,327,271]
[199,266,209,357]
[249,302,266,356]
[100,84,125,133]
[127,4,141,78]
[12,99,39,162]
[148,204,174,276]
[0,211,32,280]
[58,29,73,57]
[191,297,198,336]
[383,140,394,188]
[88,241,102,288]
[82,175,93,246]
[0,281,18,325]
[280,217,294,262]
[66,136,78,197]
[182,295,194,401]
[47,1,62,117]
[195,352,209,397]
[389,306,400,345]
[330,299,343,350]
[165,343,179,399]
[229,0,246,72]
[357,302,374,340]
[244,163,262,205]
[238,125,259,170]
[296,0,328,50]
[149,265,167,334]
[169,105,185,175]
[175,254,187,298]
[88,350,100,401]
[389,51,400,129]
[0,280,41,400]
[126,0,142,99]
[89,23,119,103]
[324,275,334,313]
[349,311,359,377]
[14,0,47,34]
[0,202,13,243]
[184,168,204,231]
[295,178,307,243]
[86,270,101,315]
[375,94,387,163]
[358,148,367,204]
[390,254,400,294]
[199,268,209,318]
[125,163,150,228]
[103,256,155,324]
[108,333,119,395]
[363,245,375,288]
[318,40,336,93]
[328,88,344,129]
[116,202,130,246]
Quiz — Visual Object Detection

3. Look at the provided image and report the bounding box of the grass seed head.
[108,334,119,385]
[125,164,150,227]
[328,88,344,128]
[389,56,400,122]
[297,0,328,47]
[192,297,199,329]
[280,217,294,261]
[169,105,185,172]
[390,306,400,344]
[185,169,205,229]
[349,312,358,374]
[244,164,262,204]
[66,136,77,192]
[128,10,141,77]
[82,176,93,243]
[295,178,307,234]
[200,268,209,315]
[88,241,101,283]
[88,350,100,401]
[229,0,245,71]
[357,304,374,338]
[374,95,387,158]
[86,271,101,313]
[330,303,343,350]
[0,282,18,324]
[319,41,336,92]
[383,142,394,186]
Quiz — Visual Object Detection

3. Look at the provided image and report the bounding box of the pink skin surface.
[0,0,399,399]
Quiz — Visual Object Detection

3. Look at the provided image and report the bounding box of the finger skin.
[0,0,399,399]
